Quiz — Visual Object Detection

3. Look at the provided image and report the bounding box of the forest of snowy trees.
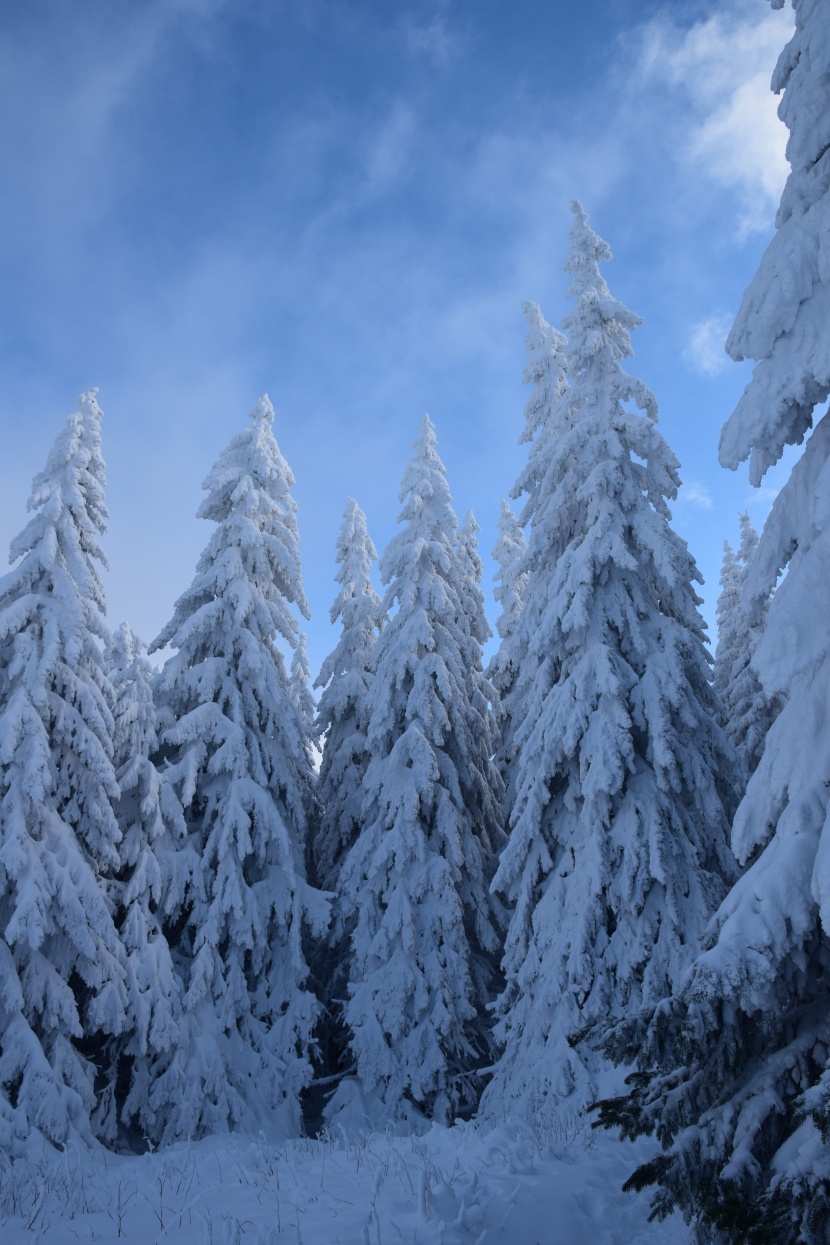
[0,1,828,1242]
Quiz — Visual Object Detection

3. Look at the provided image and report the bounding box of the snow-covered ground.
[1,1117,688,1244]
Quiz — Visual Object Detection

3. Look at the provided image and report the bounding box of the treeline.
[1,2,829,1240]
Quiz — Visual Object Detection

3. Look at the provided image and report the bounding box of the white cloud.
[684,313,733,375]
[403,15,460,67]
[0,0,231,246]
[679,480,714,510]
[637,0,791,235]
[744,485,780,509]
[363,102,419,195]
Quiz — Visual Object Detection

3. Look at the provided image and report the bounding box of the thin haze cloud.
[679,481,715,511]
[684,314,734,376]
[403,14,460,67]
[0,0,797,666]
[635,0,791,235]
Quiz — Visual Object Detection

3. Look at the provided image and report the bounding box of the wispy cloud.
[0,0,230,252]
[679,480,714,510]
[0,0,796,668]
[403,14,461,68]
[362,102,420,196]
[635,0,791,235]
[684,313,733,375]
[744,485,780,509]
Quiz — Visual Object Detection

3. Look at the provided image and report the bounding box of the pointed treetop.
[566,198,612,270]
[250,393,275,426]
[394,414,456,539]
[324,496,381,629]
[492,499,527,642]
[737,512,759,564]
[338,496,377,565]
[77,387,101,413]
[563,202,645,377]
[415,411,437,455]
[8,389,111,622]
[716,539,741,628]
[110,619,137,666]
[28,388,107,508]
[290,630,316,729]
[462,508,478,539]
[194,392,309,621]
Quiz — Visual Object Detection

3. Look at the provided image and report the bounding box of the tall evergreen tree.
[713,537,741,713]
[311,501,383,1101]
[713,514,776,778]
[289,632,317,737]
[453,509,507,1003]
[490,303,568,789]
[313,499,382,895]
[513,300,569,538]
[0,391,126,1150]
[454,507,506,858]
[598,5,830,1239]
[330,417,503,1125]
[486,499,527,707]
[456,510,490,649]
[102,623,184,1146]
[482,206,736,1123]
[150,395,326,1143]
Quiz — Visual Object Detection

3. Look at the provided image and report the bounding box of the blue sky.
[0,0,794,677]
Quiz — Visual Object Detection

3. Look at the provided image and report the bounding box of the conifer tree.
[514,300,569,538]
[598,5,830,1238]
[311,501,383,1096]
[0,391,126,1150]
[453,510,507,1002]
[330,417,503,1125]
[289,632,316,737]
[457,511,490,649]
[489,303,568,788]
[313,499,382,894]
[150,395,326,1143]
[103,623,184,1145]
[713,537,741,711]
[486,499,527,710]
[714,514,775,778]
[454,507,506,862]
[482,206,736,1123]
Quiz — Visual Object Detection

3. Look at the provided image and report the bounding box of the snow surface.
[0,1119,687,1244]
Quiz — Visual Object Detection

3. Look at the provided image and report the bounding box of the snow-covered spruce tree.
[0,390,127,1150]
[455,507,506,828]
[713,514,776,778]
[312,499,382,894]
[513,300,569,538]
[454,510,507,995]
[457,510,490,650]
[481,204,737,1124]
[485,499,527,711]
[329,417,504,1126]
[150,395,327,1143]
[598,4,830,1239]
[488,302,568,787]
[713,537,741,719]
[310,501,383,1099]
[101,623,184,1145]
[289,632,316,739]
